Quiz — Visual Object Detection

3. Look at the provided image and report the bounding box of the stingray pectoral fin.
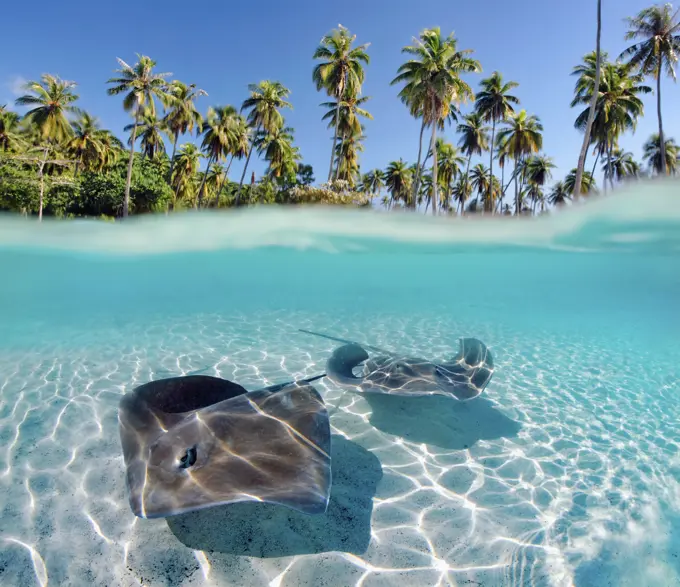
[435,338,495,400]
[131,382,332,519]
[326,343,370,386]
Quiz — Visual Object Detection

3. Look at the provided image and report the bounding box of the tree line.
[0,2,678,220]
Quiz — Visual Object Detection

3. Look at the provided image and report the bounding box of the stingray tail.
[298,329,387,354]
[262,372,327,393]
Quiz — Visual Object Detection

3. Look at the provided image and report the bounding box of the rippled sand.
[1,311,679,587]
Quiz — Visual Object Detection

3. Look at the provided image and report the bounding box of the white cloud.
[8,75,27,96]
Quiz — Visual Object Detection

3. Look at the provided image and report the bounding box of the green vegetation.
[1,3,678,221]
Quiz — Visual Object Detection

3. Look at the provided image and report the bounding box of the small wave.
[0,178,678,256]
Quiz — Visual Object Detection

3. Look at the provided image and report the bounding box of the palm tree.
[313,25,370,181]
[436,140,465,212]
[384,159,412,208]
[603,147,640,182]
[106,55,172,217]
[525,155,556,190]
[197,105,239,207]
[236,80,292,205]
[363,169,385,205]
[124,108,167,160]
[620,3,680,176]
[392,27,480,215]
[255,124,298,181]
[643,133,679,174]
[67,112,123,174]
[321,93,372,179]
[469,164,491,206]
[15,74,79,220]
[496,110,544,215]
[15,74,79,144]
[456,112,489,195]
[163,81,206,181]
[565,168,597,194]
[574,0,602,200]
[0,107,24,152]
[549,181,572,206]
[452,176,473,214]
[572,57,650,191]
[171,143,202,208]
[334,125,365,185]
[475,72,520,212]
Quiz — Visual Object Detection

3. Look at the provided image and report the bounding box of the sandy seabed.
[1,310,680,587]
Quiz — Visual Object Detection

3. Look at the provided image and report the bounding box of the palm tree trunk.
[196,153,215,209]
[334,131,345,181]
[656,61,666,175]
[430,118,438,216]
[495,165,505,213]
[514,156,520,215]
[608,140,615,191]
[215,154,236,208]
[591,147,601,179]
[167,130,179,183]
[573,0,602,200]
[38,147,48,222]
[411,118,426,209]
[328,93,341,182]
[236,125,260,206]
[489,118,496,214]
[123,105,141,218]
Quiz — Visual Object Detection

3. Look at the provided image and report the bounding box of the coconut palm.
[643,133,679,174]
[313,25,370,181]
[475,71,520,212]
[603,147,641,182]
[124,108,167,160]
[564,168,597,195]
[496,110,544,215]
[197,105,239,207]
[525,155,556,191]
[67,112,123,174]
[549,181,572,206]
[620,3,680,175]
[15,74,79,144]
[362,168,385,205]
[392,27,480,215]
[163,81,206,181]
[171,143,202,208]
[15,74,80,220]
[574,0,602,200]
[106,55,172,217]
[235,80,292,205]
[470,164,490,204]
[255,125,298,180]
[384,159,412,208]
[334,126,365,185]
[436,140,465,212]
[452,176,473,214]
[321,94,372,143]
[572,59,650,191]
[456,112,490,191]
[0,107,26,152]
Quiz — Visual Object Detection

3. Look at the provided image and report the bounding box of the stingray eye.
[178,446,197,469]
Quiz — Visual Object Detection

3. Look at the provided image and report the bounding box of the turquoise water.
[0,180,679,586]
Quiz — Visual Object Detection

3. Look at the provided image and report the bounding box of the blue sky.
[2,0,678,189]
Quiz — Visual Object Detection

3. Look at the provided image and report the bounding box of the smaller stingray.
[300,329,494,401]
[118,373,331,519]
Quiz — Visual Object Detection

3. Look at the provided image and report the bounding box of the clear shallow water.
[0,180,679,587]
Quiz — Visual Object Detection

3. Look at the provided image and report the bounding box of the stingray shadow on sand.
[167,435,382,557]
[363,393,521,450]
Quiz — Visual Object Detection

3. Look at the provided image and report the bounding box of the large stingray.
[118,374,331,519]
[300,329,494,401]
